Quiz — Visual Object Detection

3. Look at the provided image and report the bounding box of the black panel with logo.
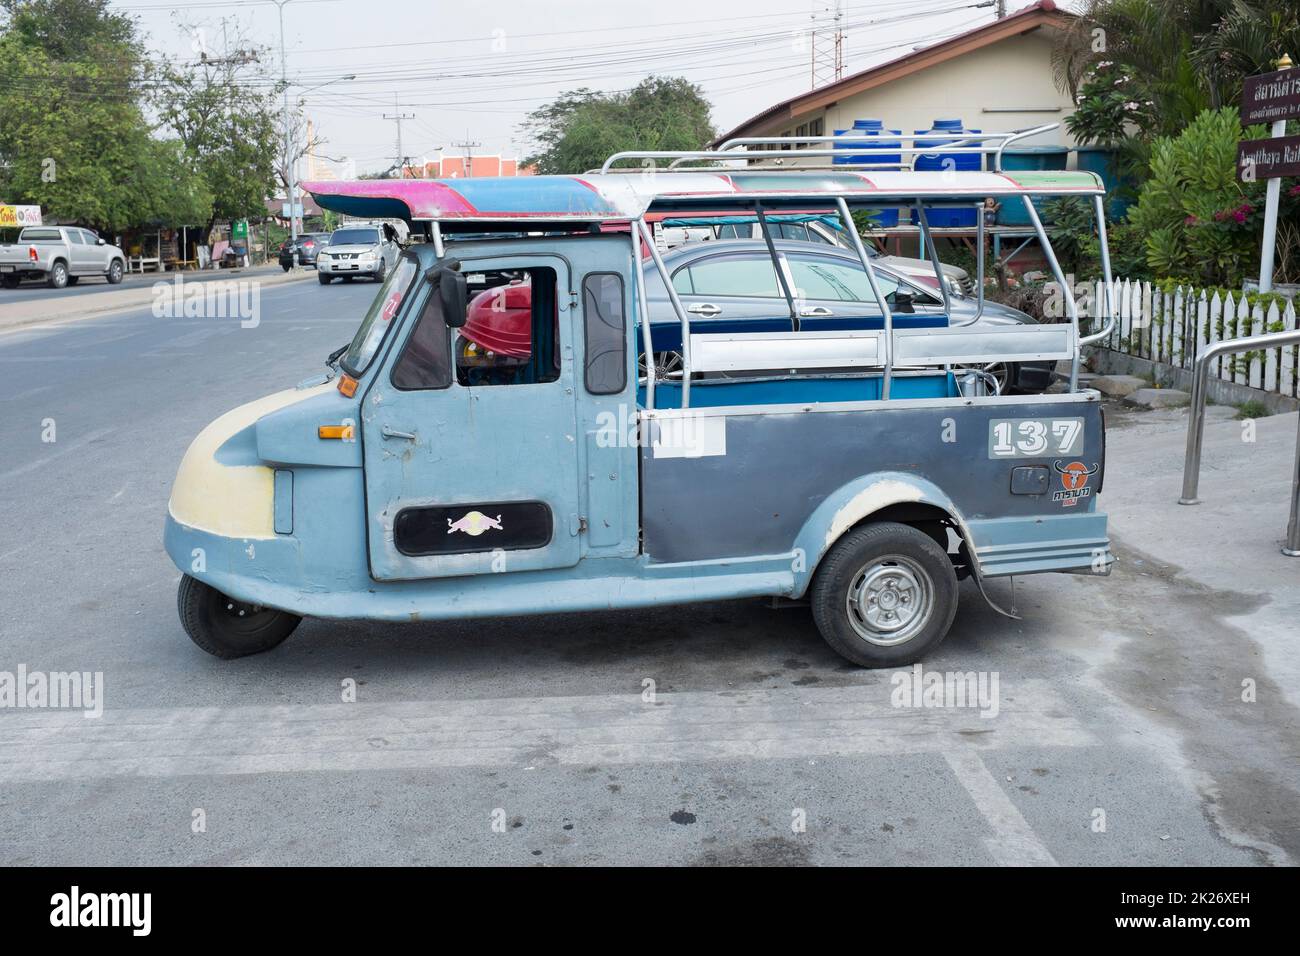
[393,501,553,556]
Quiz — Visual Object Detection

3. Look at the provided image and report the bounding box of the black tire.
[0,274,19,289]
[177,574,301,659]
[66,275,80,286]
[318,272,332,285]
[107,259,124,284]
[373,260,387,283]
[810,521,958,668]
[46,260,68,289]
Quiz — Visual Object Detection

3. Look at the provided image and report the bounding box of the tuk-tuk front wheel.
[810,522,957,668]
[177,574,300,659]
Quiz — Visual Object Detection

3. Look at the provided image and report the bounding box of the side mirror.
[893,291,915,314]
[437,269,468,328]
[96,238,106,246]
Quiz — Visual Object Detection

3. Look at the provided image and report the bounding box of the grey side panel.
[640,400,1105,563]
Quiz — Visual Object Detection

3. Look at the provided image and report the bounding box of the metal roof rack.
[598,124,1061,174]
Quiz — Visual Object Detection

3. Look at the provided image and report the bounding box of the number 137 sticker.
[988,418,1084,458]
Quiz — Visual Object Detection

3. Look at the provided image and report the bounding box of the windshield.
[331,228,381,246]
[340,257,420,376]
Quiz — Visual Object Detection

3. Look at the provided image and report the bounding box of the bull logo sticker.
[447,511,503,536]
[1052,460,1098,507]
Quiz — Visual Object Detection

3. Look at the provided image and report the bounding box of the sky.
[109,0,1053,176]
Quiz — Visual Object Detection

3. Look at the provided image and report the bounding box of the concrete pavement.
[0,283,1296,865]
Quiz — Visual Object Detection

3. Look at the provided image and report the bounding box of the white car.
[316,225,402,284]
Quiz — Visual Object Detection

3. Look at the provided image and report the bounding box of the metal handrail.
[698,124,1061,172]
[1178,327,1300,556]
[602,125,1063,174]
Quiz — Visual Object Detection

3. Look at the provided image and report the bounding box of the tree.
[522,76,715,174]
[1055,0,1300,144]
[0,0,164,231]
[155,20,279,233]
[273,106,325,195]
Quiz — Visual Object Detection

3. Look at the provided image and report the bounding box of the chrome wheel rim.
[845,554,933,646]
[638,350,684,381]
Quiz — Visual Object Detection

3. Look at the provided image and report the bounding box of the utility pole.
[384,95,416,177]
[272,0,298,263]
[453,136,482,177]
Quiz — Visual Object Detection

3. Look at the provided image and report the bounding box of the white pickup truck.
[0,225,127,289]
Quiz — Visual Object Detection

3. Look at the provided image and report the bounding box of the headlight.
[360,251,377,261]
[317,251,331,260]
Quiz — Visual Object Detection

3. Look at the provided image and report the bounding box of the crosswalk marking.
[0,681,1091,784]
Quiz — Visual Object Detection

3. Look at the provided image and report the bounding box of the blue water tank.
[913,118,982,171]
[833,120,902,227]
[913,118,981,227]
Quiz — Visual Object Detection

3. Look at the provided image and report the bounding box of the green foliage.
[1235,399,1270,419]
[1055,1,1299,142]
[155,42,280,231]
[522,76,715,175]
[1044,197,1100,277]
[1065,63,1153,146]
[0,0,277,232]
[1124,106,1293,285]
[0,0,164,231]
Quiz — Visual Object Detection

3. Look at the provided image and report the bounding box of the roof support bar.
[632,225,656,410]
[636,218,691,409]
[755,202,799,332]
[1020,195,1080,391]
[1079,194,1118,347]
[430,222,445,258]
[836,196,893,400]
[973,201,986,323]
[914,199,952,317]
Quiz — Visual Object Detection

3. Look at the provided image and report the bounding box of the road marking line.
[0,681,1091,783]
[943,749,1058,867]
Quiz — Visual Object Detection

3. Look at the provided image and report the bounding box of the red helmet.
[461,280,532,358]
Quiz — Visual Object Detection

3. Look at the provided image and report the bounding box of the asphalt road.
[0,283,1294,866]
[0,262,305,305]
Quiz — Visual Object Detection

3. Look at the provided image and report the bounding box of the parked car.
[640,240,1050,392]
[278,233,330,270]
[0,225,126,289]
[665,214,976,297]
[316,224,402,284]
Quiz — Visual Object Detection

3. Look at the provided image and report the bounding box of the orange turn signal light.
[337,374,358,398]
[318,424,354,440]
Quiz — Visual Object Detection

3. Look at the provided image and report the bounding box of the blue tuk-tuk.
[164,128,1117,667]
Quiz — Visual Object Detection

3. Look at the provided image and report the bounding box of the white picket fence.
[1087,278,1300,399]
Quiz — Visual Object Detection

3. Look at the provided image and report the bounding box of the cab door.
[68,229,97,275]
[360,255,582,581]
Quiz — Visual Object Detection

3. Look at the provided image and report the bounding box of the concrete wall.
[768,31,1076,163]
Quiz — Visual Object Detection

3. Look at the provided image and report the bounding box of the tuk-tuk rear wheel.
[810,522,957,668]
[177,574,301,659]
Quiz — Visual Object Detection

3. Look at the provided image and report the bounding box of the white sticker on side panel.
[652,415,727,459]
